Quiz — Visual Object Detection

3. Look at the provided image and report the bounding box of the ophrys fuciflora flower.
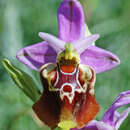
[2,0,122,130]
[16,0,120,129]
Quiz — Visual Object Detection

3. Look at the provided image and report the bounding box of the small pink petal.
[74,34,100,54]
[39,32,65,53]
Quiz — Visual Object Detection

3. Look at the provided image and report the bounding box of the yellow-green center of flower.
[57,43,80,65]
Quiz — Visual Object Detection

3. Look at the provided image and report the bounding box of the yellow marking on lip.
[58,120,76,130]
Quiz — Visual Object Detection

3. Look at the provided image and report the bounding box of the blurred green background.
[0,0,130,130]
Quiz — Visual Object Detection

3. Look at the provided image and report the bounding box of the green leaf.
[2,59,41,102]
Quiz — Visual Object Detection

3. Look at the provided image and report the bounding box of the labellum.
[33,44,100,129]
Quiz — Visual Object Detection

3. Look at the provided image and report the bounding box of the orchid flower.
[72,91,130,130]
[3,0,121,130]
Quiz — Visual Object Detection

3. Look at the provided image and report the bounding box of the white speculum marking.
[41,64,94,104]
[58,82,86,104]
[53,67,88,104]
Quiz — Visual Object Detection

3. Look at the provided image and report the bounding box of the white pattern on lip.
[41,63,95,104]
